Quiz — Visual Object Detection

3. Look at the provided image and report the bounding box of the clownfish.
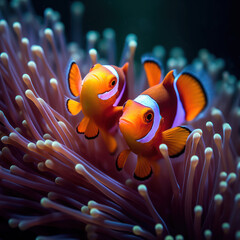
[116,58,207,180]
[66,62,129,153]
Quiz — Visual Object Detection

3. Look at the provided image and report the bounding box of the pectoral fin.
[116,149,131,171]
[141,56,163,87]
[162,126,191,157]
[134,155,152,181]
[68,62,82,97]
[66,99,82,115]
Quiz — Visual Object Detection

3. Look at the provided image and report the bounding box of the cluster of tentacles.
[0,0,240,239]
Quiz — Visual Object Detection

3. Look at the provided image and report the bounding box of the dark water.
[33,0,239,78]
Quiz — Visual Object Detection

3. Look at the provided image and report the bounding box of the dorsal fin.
[68,62,82,97]
[176,72,207,121]
[121,62,129,76]
[162,70,176,89]
[142,56,163,87]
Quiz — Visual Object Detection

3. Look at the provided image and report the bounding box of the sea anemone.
[0,0,240,239]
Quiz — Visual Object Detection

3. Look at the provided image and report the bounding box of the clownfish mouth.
[119,118,133,126]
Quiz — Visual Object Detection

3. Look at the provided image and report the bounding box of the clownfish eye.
[144,111,153,123]
[110,78,116,87]
[122,101,127,109]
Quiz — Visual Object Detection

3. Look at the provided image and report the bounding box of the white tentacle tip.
[193,132,201,141]
[219,181,228,193]
[204,229,212,239]
[81,206,89,214]
[44,28,53,39]
[221,222,230,233]
[13,21,21,30]
[88,200,97,208]
[40,197,50,208]
[129,39,137,49]
[8,218,18,228]
[21,37,29,45]
[15,95,23,105]
[236,231,240,240]
[194,128,203,136]
[214,194,223,205]
[27,61,37,70]
[25,89,34,99]
[50,78,58,88]
[132,225,142,235]
[1,136,9,144]
[175,235,184,240]
[31,45,44,57]
[206,121,213,129]
[9,132,18,140]
[52,141,61,150]
[194,205,203,216]
[75,164,86,174]
[27,142,36,151]
[213,133,222,145]
[235,193,240,205]
[45,159,54,169]
[191,155,199,166]
[159,144,168,156]
[138,184,147,197]
[22,73,31,83]
[89,48,97,56]
[211,108,222,118]
[205,147,213,160]
[54,22,64,33]
[155,223,163,235]
[222,122,231,131]
[0,52,9,66]
[90,208,100,218]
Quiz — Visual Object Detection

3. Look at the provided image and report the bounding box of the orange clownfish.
[66,62,129,153]
[116,58,207,180]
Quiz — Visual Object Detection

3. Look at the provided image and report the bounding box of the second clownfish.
[116,58,208,180]
[66,62,128,153]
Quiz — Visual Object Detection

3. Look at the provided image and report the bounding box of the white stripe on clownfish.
[97,65,119,100]
[134,94,161,143]
[113,74,126,106]
[171,73,186,128]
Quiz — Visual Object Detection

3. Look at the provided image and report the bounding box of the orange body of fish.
[116,58,207,180]
[66,62,128,153]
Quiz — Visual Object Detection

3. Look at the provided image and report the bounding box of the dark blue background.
[32,0,239,78]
